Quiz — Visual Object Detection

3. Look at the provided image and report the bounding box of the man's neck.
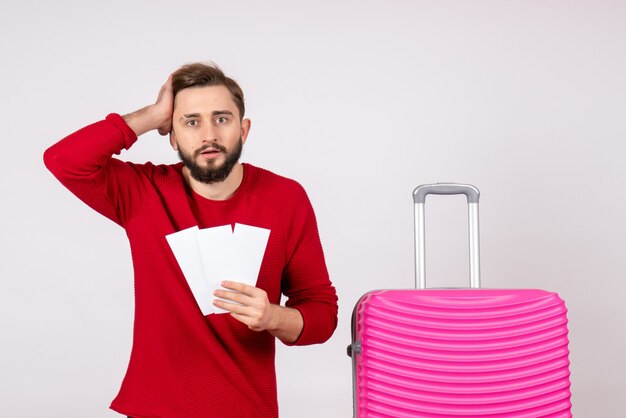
[183,163,245,201]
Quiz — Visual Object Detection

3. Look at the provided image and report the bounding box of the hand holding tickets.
[166,224,271,315]
[213,281,278,331]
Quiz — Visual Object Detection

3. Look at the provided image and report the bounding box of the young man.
[44,63,338,418]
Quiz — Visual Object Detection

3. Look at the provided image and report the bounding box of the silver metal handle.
[412,183,481,289]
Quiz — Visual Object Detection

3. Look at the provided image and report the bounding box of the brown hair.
[171,62,245,119]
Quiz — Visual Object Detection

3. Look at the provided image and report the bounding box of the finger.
[158,75,172,92]
[156,82,168,101]
[213,298,250,315]
[213,289,254,306]
[165,73,174,89]
[156,75,175,102]
[220,281,258,295]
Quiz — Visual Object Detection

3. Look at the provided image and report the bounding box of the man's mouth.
[197,144,226,159]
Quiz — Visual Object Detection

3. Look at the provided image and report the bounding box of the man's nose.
[201,124,219,142]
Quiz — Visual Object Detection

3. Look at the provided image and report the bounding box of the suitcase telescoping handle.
[413,183,481,289]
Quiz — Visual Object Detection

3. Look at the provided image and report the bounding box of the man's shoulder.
[125,160,184,181]
[246,164,307,197]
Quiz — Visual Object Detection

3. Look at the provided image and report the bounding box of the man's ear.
[241,118,251,145]
[169,129,178,151]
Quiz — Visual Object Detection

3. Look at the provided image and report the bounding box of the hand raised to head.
[155,74,174,136]
[122,73,175,137]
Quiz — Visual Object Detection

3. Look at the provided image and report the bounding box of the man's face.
[171,85,250,184]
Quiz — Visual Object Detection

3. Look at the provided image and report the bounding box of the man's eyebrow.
[212,110,234,117]
[179,111,234,121]
[180,113,201,120]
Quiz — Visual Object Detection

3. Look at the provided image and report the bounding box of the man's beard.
[177,138,243,184]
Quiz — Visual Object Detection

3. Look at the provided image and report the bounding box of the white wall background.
[1,0,625,416]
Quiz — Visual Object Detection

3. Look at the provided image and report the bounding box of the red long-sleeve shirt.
[43,113,338,418]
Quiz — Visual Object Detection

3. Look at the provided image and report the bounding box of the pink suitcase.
[348,184,572,417]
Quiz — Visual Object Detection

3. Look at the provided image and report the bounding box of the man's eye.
[186,120,198,127]
[216,117,228,124]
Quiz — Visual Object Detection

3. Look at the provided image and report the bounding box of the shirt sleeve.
[43,113,148,227]
[281,185,338,346]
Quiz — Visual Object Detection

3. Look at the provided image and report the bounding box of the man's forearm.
[123,105,163,136]
[44,114,137,180]
[123,105,167,137]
